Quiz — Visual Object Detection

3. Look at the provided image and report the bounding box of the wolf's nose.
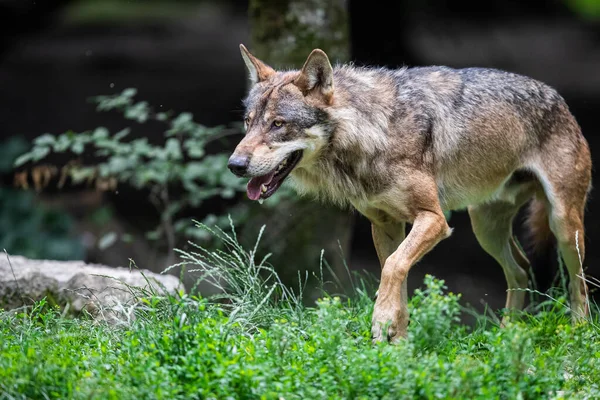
[227,155,249,177]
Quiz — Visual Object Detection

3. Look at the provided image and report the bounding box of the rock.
[0,255,183,322]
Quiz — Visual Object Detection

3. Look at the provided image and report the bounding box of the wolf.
[228,44,592,342]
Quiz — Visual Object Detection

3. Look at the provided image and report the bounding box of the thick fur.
[232,45,592,342]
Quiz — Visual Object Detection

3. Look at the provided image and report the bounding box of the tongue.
[247,171,276,201]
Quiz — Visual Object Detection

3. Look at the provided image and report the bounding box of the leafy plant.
[14,88,293,264]
[408,275,463,351]
[0,223,598,399]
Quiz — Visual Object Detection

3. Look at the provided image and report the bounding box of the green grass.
[1,223,599,399]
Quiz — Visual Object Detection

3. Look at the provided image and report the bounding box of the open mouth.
[246,150,303,201]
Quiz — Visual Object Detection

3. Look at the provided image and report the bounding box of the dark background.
[1,0,599,313]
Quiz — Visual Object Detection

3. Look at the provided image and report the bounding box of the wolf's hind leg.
[535,169,590,321]
[530,124,591,322]
[549,206,589,321]
[371,222,406,300]
[371,222,406,269]
[469,201,531,325]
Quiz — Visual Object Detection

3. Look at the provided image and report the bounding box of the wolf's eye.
[244,117,251,126]
[272,120,285,128]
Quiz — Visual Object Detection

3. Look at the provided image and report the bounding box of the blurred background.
[1,0,599,312]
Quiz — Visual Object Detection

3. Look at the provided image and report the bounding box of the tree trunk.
[244,0,355,294]
[249,0,349,66]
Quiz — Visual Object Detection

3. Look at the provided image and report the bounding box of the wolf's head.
[228,44,335,201]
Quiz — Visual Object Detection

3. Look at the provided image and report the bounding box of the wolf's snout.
[227,155,250,177]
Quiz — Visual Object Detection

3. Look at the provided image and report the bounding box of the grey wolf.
[228,44,592,342]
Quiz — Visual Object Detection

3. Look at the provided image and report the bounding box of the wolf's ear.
[294,49,334,103]
[240,44,275,85]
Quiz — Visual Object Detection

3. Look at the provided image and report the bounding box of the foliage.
[567,0,600,19]
[0,137,84,260]
[14,88,293,263]
[1,225,598,399]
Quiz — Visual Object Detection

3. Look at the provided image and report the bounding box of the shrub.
[0,225,598,399]
[13,88,294,264]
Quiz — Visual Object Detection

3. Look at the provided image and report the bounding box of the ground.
[1,228,599,399]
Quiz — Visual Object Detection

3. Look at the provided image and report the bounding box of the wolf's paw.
[371,303,408,344]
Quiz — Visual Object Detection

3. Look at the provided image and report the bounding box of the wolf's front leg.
[372,274,409,342]
[372,210,451,343]
[370,222,407,342]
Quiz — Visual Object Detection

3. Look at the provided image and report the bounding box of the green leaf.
[145,229,161,241]
[156,112,169,121]
[220,188,235,199]
[95,150,110,157]
[54,134,73,152]
[173,219,190,233]
[122,88,137,97]
[107,156,133,175]
[71,141,85,154]
[121,233,134,243]
[124,101,150,123]
[220,172,245,190]
[131,139,153,157]
[114,128,131,141]
[187,188,219,204]
[167,112,194,136]
[14,153,33,167]
[98,232,118,250]
[183,162,208,180]
[184,140,205,158]
[33,134,56,146]
[184,225,211,240]
[135,168,169,185]
[92,127,110,140]
[172,112,193,125]
[164,138,182,160]
[32,146,50,161]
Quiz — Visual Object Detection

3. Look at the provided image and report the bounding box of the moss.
[249,0,349,66]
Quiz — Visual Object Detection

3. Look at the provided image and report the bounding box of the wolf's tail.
[525,196,556,290]
[526,196,553,253]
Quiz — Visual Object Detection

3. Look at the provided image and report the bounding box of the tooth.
[261,184,267,193]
